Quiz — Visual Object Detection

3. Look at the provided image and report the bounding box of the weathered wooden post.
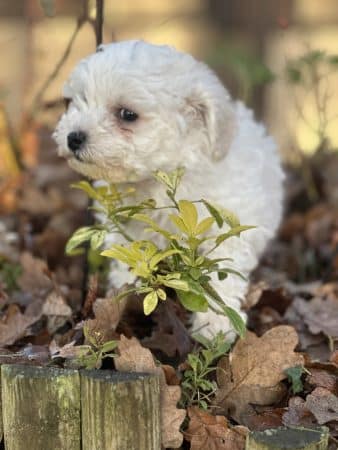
[246,427,329,450]
[81,371,161,450]
[1,364,81,450]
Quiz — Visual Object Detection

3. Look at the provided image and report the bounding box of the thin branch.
[94,0,104,47]
[28,0,105,120]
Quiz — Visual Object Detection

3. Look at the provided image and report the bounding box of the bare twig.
[28,0,105,120]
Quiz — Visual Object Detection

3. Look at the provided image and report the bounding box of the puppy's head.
[53,40,236,183]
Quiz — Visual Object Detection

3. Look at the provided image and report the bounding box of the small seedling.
[73,325,118,369]
[180,332,231,409]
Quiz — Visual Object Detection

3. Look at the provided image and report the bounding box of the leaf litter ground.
[0,130,338,449]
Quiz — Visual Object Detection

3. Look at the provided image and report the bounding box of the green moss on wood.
[1,364,81,450]
[81,371,161,450]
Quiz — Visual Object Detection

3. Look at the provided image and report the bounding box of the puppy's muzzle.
[67,131,87,153]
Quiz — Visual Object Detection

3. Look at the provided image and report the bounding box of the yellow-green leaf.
[202,200,224,228]
[216,226,256,245]
[66,227,98,254]
[133,214,172,239]
[178,200,198,234]
[157,288,167,300]
[132,261,151,278]
[71,181,100,200]
[223,306,246,338]
[90,230,107,250]
[153,170,173,189]
[101,245,136,265]
[195,217,215,235]
[177,290,209,312]
[170,167,185,189]
[143,291,158,315]
[149,249,181,270]
[169,214,190,234]
[219,208,241,228]
[162,279,189,291]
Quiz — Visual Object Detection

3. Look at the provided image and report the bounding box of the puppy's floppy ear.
[188,82,237,161]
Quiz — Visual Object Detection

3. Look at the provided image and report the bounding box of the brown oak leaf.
[215,326,304,423]
[184,406,247,450]
[114,335,186,448]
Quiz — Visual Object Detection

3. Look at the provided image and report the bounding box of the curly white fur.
[53,40,284,338]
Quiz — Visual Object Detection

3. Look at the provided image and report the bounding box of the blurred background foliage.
[1,0,338,207]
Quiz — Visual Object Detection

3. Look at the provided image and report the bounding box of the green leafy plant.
[73,324,118,370]
[285,49,338,149]
[180,332,231,409]
[66,168,255,337]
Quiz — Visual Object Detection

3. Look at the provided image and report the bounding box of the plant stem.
[202,283,226,313]
[111,218,134,242]
[114,288,139,302]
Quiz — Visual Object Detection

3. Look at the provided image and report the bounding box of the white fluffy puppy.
[54,40,284,337]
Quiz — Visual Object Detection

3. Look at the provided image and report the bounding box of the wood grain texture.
[246,426,329,450]
[81,371,161,450]
[1,364,81,450]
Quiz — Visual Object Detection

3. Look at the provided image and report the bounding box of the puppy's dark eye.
[63,98,71,110]
[118,108,138,122]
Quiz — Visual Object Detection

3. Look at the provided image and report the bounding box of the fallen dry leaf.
[330,350,338,367]
[162,364,181,385]
[42,291,72,317]
[292,296,338,338]
[18,186,63,216]
[184,406,247,450]
[306,369,338,395]
[215,326,304,423]
[114,335,186,448]
[0,304,42,346]
[142,301,192,357]
[244,407,285,431]
[81,274,98,317]
[284,300,332,360]
[18,252,52,295]
[84,297,126,343]
[42,290,72,334]
[305,387,338,424]
[282,396,317,427]
[243,281,268,310]
[50,340,85,360]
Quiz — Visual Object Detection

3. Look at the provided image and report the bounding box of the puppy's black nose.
[67,131,87,152]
